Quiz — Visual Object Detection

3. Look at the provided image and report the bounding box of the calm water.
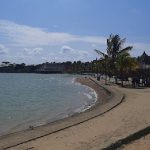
[0,73,97,135]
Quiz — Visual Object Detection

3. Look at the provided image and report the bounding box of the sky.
[0,0,150,64]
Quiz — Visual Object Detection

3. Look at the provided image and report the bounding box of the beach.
[0,77,150,150]
[0,76,123,149]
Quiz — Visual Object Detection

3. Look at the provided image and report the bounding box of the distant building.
[36,63,64,73]
[138,51,150,69]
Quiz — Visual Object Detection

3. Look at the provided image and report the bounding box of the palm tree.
[107,34,133,60]
[95,34,133,83]
[107,34,133,77]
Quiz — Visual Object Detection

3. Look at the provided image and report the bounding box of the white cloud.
[40,45,91,62]
[60,45,74,54]
[0,20,150,64]
[0,44,8,54]
[0,20,106,47]
[58,45,94,62]
[60,45,89,56]
[23,48,43,55]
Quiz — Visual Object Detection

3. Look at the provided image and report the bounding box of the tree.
[107,34,133,60]
[116,52,138,87]
[107,34,133,75]
[94,50,109,84]
[95,34,133,83]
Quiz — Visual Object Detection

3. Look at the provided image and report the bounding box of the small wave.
[74,89,98,114]
[83,93,93,99]
[73,106,85,113]
[83,86,98,101]
[80,104,94,112]
[72,77,81,86]
[71,77,76,84]
[73,102,96,114]
[90,89,98,102]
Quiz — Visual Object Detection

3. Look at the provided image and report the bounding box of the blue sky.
[0,0,150,64]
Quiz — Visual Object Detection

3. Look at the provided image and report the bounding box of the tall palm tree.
[95,34,133,83]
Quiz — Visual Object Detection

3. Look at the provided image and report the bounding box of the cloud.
[23,48,43,55]
[41,45,90,62]
[0,20,107,47]
[0,20,150,64]
[58,45,94,62]
[0,44,8,55]
[60,45,89,55]
[60,45,74,54]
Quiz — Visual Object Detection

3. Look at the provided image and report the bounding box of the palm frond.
[94,49,107,58]
[118,46,133,54]
[120,38,126,45]
[117,38,126,50]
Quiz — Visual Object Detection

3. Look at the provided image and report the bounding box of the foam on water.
[71,77,76,84]
[83,93,93,99]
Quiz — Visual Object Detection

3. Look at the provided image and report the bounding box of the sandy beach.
[0,77,150,150]
[0,77,123,149]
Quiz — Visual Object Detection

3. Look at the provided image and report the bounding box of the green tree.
[95,34,133,83]
[116,52,138,87]
[107,34,133,61]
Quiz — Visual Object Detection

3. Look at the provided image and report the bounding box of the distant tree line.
[0,62,38,73]
[0,61,98,74]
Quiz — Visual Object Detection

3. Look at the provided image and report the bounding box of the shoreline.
[1,76,98,137]
[72,78,98,113]
[0,77,124,149]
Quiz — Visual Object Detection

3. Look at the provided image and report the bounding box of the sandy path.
[5,78,150,150]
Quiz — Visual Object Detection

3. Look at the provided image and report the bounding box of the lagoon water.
[0,73,97,136]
